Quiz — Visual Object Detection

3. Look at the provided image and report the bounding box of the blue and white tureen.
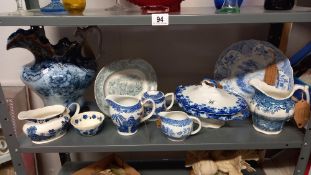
[176,79,250,122]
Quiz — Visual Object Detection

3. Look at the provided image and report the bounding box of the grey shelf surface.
[1,6,311,26]
[58,160,264,175]
[18,102,305,153]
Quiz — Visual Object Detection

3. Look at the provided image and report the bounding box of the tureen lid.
[176,79,248,115]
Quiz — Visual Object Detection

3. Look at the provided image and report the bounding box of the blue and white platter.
[214,40,294,103]
[95,59,157,116]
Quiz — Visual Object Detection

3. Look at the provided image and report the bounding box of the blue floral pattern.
[175,85,248,116]
[160,117,193,140]
[106,99,142,113]
[111,114,140,134]
[252,113,287,133]
[214,40,294,100]
[250,90,295,114]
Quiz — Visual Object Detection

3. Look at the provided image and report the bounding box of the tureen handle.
[201,79,223,89]
[141,99,156,123]
[189,116,202,135]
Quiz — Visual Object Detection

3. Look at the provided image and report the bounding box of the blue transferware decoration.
[70,111,105,136]
[159,111,201,141]
[18,103,80,144]
[105,95,156,136]
[40,0,66,13]
[214,0,243,9]
[175,80,249,127]
[214,40,294,103]
[7,26,98,107]
[142,90,175,121]
[95,59,157,116]
[249,78,309,135]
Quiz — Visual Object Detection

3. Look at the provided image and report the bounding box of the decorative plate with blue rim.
[95,59,157,116]
[175,80,249,120]
[214,40,294,103]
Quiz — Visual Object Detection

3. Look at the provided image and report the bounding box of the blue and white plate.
[95,59,157,116]
[214,40,294,102]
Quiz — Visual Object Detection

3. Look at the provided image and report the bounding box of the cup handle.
[164,92,175,110]
[189,116,202,135]
[67,103,80,118]
[141,99,156,123]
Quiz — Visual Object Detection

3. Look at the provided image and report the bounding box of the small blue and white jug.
[159,111,202,141]
[105,95,156,136]
[142,91,175,121]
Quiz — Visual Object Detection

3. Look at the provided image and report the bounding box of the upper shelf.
[1,6,311,26]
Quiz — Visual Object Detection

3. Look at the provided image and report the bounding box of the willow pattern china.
[142,90,175,121]
[71,111,105,136]
[214,40,294,103]
[105,95,156,136]
[41,0,66,12]
[249,79,310,135]
[159,111,202,141]
[175,79,249,128]
[7,26,98,107]
[18,103,80,144]
[95,59,157,116]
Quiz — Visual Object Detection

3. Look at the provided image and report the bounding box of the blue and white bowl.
[71,112,105,136]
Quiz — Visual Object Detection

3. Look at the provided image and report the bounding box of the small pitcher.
[142,90,175,121]
[249,78,310,135]
[159,111,202,141]
[105,95,156,136]
[18,103,80,144]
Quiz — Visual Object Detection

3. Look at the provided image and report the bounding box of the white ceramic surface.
[95,59,157,116]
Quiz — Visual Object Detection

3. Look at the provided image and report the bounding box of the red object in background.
[127,0,183,13]
[305,160,311,175]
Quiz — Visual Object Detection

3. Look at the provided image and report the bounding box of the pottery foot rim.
[253,125,282,135]
[31,132,66,144]
[117,130,138,136]
[201,118,225,128]
[168,138,185,142]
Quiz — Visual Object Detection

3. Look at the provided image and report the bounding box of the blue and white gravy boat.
[105,95,156,136]
[70,111,105,136]
[18,103,80,144]
[159,111,202,141]
[142,90,175,121]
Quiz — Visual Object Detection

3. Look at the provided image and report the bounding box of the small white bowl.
[70,111,105,136]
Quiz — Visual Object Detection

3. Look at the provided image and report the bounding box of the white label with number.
[152,14,169,26]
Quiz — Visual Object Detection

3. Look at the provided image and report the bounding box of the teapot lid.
[176,79,248,115]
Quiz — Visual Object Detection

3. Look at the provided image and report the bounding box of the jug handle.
[67,103,80,118]
[164,92,175,110]
[74,26,103,59]
[292,85,310,104]
[141,99,156,123]
[189,116,202,135]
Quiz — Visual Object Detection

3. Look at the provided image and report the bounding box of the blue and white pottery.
[176,80,249,123]
[105,95,156,136]
[142,91,175,121]
[249,79,310,135]
[159,111,202,142]
[70,111,105,136]
[214,40,294,103]
[95,59,157,116]
[18,103,80,144]
[7,26,97,107]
